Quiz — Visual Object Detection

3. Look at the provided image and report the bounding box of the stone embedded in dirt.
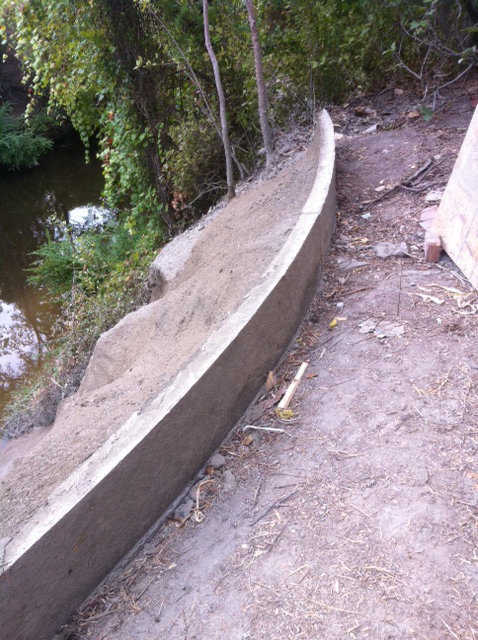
[373,241,409,258]
[358,319,377,334]
[425,189,445,203]
[374,321,405,339]
[336,256,368,271]
[173,497,194,523]
[364,124,378,134]
[209,453,226,469]
[358,319,405,339]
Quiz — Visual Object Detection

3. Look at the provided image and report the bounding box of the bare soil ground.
[62,79,478,640]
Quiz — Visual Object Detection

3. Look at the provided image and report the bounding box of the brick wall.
[435,106,478,288]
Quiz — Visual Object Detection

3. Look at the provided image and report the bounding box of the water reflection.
[0,300,46,387]
[0,135,103,416]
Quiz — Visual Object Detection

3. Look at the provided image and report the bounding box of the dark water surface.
[0,138,103,416]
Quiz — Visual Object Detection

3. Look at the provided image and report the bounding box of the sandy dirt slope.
[66,78,477,640]
[0,127,318,540]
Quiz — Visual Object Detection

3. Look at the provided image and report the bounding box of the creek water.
[0,137,103,419]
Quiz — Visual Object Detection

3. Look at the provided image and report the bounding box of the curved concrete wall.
[0,110,336,640]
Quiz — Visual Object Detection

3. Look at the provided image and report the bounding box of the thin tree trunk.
[245,0,273,168]
[202,0,235,200]
[147,7,246,180]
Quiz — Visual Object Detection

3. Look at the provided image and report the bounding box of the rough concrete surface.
[0,112,336,640]
[0,118,324,541]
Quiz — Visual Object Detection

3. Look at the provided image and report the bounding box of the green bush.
[28,214,163,299]
[0,103,53,170]
[26,213,163,369]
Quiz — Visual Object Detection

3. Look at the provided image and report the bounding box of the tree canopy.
[1,0,476,228]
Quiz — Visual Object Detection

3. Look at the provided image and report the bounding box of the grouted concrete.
[0,110,336,640]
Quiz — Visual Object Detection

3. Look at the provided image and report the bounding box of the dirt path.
[66,83,477,640]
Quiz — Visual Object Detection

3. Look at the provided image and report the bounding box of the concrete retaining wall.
[0,110,336,640]
[435,106,478,288]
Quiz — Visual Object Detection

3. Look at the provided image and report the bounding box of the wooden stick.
[243,424,287,434]
[278,362,309,409]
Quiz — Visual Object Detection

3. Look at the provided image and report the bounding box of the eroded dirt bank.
[66,81,477,640]
[0,126,319,540]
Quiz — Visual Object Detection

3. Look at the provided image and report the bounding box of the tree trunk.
[202,0,235,200]
[245,0,273,168]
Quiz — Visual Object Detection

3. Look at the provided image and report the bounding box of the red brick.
[424,230,442,262]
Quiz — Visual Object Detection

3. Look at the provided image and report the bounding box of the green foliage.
[0,103,53,169]
[383,0,478,88]
[26,211,163,371]
[28,215,163,299]
[27,233,80,295]
[2,0,475,215]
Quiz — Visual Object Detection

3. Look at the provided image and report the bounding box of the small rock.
[242,431,261,447]
[373,241,409,258]
[359,319,404,339]
[374,322,405,339]
[336,257,368,270]
[394,88,404,96]
[173,497,194,523]
[141,542,157,555]
[425,189,444,203]
[411,467,429,487]
[364,124,378,134]
[209,453,226,469]
[223,470,237,492]
[358,319,377,334]
[354,105,376,118]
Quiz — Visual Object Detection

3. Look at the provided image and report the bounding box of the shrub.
[0,103,53,170]
[28,214,163,299]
